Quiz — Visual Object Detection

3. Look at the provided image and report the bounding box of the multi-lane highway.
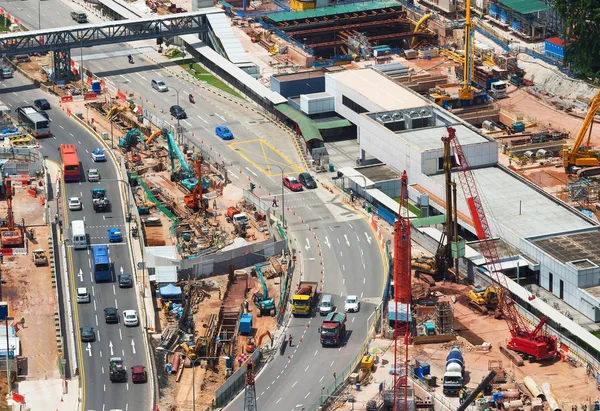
[0,0,386,408]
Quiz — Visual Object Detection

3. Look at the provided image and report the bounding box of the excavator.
[184,157,204,212]
[562,88,600,176]
[1,180,22,247]
[252,265,275,317]
[468,286,499,315]
[246,331,273,353]
[145,129,162,145]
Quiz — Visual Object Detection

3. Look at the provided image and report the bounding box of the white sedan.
[68,197,82,211]
[344,295,361,313]
[123,310,139,327]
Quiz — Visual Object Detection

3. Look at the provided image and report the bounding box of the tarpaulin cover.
[160,283,182,298]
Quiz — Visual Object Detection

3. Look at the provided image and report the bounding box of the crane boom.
[458,0,475,100]
[445,127,557,360]
[562,88,600,170]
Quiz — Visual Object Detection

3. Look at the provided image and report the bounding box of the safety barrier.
[214,349,262,407]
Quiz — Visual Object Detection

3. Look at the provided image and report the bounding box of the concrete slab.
[12,378,79,410]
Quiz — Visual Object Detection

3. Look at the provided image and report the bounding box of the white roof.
[148,266,177,284]
[327,68,425,111]
[205,13,250,65]
[366,188,417,218]
[401,124,490,152]
[144,246,178,267]
[337,167,376,187]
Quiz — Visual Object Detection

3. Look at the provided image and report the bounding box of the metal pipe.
[523,376,543,399]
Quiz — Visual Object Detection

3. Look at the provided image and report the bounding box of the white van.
[72,220,87,250]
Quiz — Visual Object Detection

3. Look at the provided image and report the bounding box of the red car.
[283,176,303,192]
[131,365,147,383]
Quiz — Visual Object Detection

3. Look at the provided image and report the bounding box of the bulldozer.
[468,286,499,315]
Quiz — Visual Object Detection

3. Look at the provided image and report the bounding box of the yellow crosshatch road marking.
[229,138,304,176]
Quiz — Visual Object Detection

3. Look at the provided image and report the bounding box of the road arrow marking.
[78,269,83,282]
[109,341,114,356]
[344,234,350,247]
[324,237,331,249]
[131,340,136,354]
[120,266,124,274]
[305,238,311,251]
[365,232,372,245]
[86,343,92,357]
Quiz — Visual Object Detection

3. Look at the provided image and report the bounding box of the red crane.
[243,360,257,411]
[393,171,411,411]
[445,126,557,360]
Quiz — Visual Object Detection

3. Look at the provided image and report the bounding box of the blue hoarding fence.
[375,203,397,226]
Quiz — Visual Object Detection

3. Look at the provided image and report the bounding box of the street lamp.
[172,86,184,141]
[256,163,296,228]
[156,347,229,411]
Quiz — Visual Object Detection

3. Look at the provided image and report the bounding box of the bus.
[71,220,87,250]
[16,106,50,137]
[59,144,80,182]
[91,245,111,282]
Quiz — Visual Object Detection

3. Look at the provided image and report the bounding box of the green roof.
[411,214,446,228]
[275,104,353,142]
[315,119,352,130]
[497,0,549,14]
[266,0,400,23]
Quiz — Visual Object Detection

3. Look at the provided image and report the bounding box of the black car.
[34,99,51,110]
[298,172,317,189]
[104,307,119,324]
[80,326,95,342]
[170,105,187,119]
[118,273,132,288]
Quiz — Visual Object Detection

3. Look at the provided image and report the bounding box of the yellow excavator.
[562,88,600,175]
[468,286,499,315]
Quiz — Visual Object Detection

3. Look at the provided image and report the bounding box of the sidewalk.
[10,378,79,411]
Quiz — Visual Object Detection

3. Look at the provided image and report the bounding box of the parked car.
[283,176,303,192]
[170,105,187,119]
[34,99,51,110]
[298,172,317,189]
[107,228,122,242]
[215,126,233,140]
[87,168,100,182]
[344,295,361,313]
[91,149,106,162]
[104,307,119,324]
[80,326,95,342]
[118,274,132,288]
[123,310,139,327]
[68,197,82,211]
[131,365,147,383]
[151,78,168,92]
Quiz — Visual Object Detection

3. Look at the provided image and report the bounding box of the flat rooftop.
[430,167,596,239]
[272,70,325,82]
[533,231,600,265]
[327,68,425,111]
[357,164,401,183]
[400,124,490,152]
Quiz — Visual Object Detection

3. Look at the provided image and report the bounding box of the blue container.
[91,80,101,94]
[420,362,430,377]
[240,313,253,334]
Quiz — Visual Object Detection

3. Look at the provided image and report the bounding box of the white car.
[91,149,106,162]
[123,310,139,327]
[68,197,82,211]
[344,295,360,313]
[87,168,100,182]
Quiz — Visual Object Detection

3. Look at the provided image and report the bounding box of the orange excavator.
[184,157,204,212]
[2,180,23,247]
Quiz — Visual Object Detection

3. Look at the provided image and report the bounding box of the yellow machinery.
[180,341,198,360]
[106,105,126,120]
[562,88,600,171]
[459,0,475,100]
[146,129,162,145]
[468,286,499,315]
[411,13,433,48]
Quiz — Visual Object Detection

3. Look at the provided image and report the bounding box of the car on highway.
[215,125,233,140]
[104,307,119,324]
[107,228,122,242]
[68,197,82,211]
[170,105,187,119]
[131,365,148,383]
[80,326,95,342]
[123,310,139,327]
[91,149,106,162]
[344,295,361,313]
[118,273,132,288]
[151,78,168,92]
[283,176,303,192]
[87,168,100,182]
[76,287,90,303]
[34,99,51,110]
[298,172,317,189]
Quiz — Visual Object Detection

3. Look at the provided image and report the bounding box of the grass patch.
[393,197,421,217]
[177,59,242,99]
[166,50,182,59]
[592,330,600,339]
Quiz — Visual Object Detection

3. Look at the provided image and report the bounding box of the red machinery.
[184,158,203,211]
[445,126,557,360]
[393,171,411,411]
[243,360,257,411]
[1,180,22,247]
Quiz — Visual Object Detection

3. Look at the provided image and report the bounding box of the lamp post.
[172,86,184,142]
[38,0,42,30]
[157,348,229,411]
[256,163,296,229]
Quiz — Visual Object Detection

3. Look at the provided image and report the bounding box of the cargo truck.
[443,346,464,395]
[91,188,110,211]
[109,357,127,382]
[319,312,346,346]
[291,281,318,317]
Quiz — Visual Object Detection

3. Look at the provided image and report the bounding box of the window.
[560,279,564,300]
[342,96,367,114]
[549,272,553,293]
[438,155,459,171]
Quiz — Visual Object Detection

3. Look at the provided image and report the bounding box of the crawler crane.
[562,88,600,175]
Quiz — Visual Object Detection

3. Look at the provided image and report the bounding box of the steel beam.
[0,11,212,56]
[286,17,408,37]
[306,29,433,49]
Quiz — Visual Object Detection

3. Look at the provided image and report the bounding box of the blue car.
[215,126,233,140]
[91,148,106,162]
[108,228,122,242]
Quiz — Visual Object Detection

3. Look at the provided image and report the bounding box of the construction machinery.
[106,105,126,120]
[146,129,162,145]
[252,265,275,317]
[166,131,193,182]
[468,285,499,315]
[446,126,557,360]
[184,157,204,212]
[319,312,347,347]
[243,360,257,411]
[32,249,47,266]
[180,341,198,360]
[562,88,600,173]
[119,128,143,151]
[1,180,22,247]
[291,281,318,317]
[91,188,111,211]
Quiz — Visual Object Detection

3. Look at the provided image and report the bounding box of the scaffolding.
[347,33,373,59]
[435,301,454,334]
[566,178,600,205]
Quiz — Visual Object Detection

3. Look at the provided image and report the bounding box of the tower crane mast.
[459,0,475,100]
[445,127,557,360]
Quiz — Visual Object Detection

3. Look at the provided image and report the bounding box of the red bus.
[59,144,80,182]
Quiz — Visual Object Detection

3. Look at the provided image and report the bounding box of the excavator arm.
[563,88,600,170]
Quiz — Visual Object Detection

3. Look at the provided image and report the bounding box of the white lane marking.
[365,232,372,244]
[119,328,122,340]
[245,166,258,177]
[306,205,312,210]
[342,265,345,271]
[78,269,83,282]
[135,72,147,80]
[340,251,343,257]
[120,75,127,81]
[330,361,335,367]
[324,237,331,248]
[131,339,136,354]
[109,341,114,356]
[93,300,97,311]
[304,392,311,399]
[95,315,98,326]
[97,330,101,341]
[59,125,64,129]
[215,113,225,121]
[344,234,350,247]
[305,365,310,372]
[197,115,208,124]
[319,376,324,382]
[70,133,74,137]
[305,238,311,251]
[314,351,318,357]
[352,317,356,323]
[113,284,116,295]
[276,398,282,404]
[363,278,366,284]
[183,119,192,127]
[86,343,92,357]
[115,299,118,309]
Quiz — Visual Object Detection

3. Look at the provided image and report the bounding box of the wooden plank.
[499,344,524,366]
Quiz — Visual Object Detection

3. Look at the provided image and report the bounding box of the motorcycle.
[189,94,195,104]
[128,55,134,64]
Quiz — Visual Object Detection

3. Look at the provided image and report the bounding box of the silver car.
[151,78,168,92]
[87,168,100,182]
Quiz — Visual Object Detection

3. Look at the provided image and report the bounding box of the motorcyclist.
[128,55,133,64]
[189,93,195,103]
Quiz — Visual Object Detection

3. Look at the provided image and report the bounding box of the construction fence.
[214,348,262,407]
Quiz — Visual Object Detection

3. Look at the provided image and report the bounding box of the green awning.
[315,119,352,130]
[266,0,400,23]
[275,103,322,143]
[497,0,549,14]
[411,215,446,228]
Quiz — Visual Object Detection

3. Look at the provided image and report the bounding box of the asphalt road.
[0,71,152,411]
[0,1,387,408]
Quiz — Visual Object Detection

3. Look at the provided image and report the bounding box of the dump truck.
[291,281,318,317]
[319,312,346,347]
[91,188,110,211]
[32,249,47,266]
[109,357,127,382]
[443,346,464,396]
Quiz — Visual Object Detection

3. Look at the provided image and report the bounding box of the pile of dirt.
[145,226,166,246]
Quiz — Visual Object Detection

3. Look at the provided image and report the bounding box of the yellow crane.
[562,88,600,171]
[459,0,476,100]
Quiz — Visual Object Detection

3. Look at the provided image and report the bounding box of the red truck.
[319,312,346,347]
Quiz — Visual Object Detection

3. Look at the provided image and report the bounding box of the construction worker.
[288,334,293,347]
[459,389,464,404]
[272,196,278,207]
[243,300,249,313]
[213,199,217,210]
